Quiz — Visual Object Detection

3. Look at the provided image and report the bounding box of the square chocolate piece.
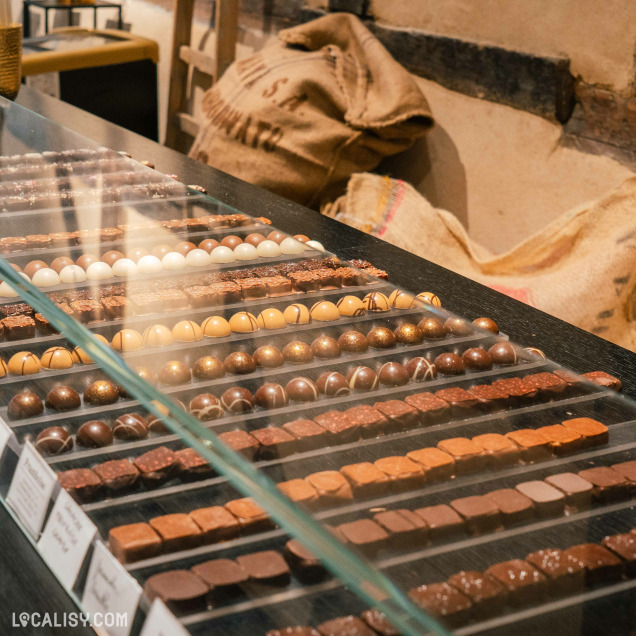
[544,472,594,510]
[149,513,203,552]
[360,610,399,636]
[582,371,622,391]
[450,495,502,535]
[525,549,585,594]
[515,481,565,517]
[305,471,353,504]
[372,400,419,432]
[404,392,449,424]
[133,446,178,488]
[374,456,426,491]
[236,550,291,588]
[437,438,486,474]
[435,387,479,416]
[506,429,553,463]
[486,559,548,605]
[185,285,218,308]
[218,430,261,460]
[284,539,326,582]
[447,571,508,619]
[224,498,273,533]
[313,411,360,443]
[191,558,248,594]
[577,467,630,503]
[189,506,241,543]
[317,617,376,636]
[611,460,636,487]
[537,424,583,456]
[562,418,609,447]
[130,292,162,315]
[602,533,636,576]
[491,377,538,402]
[563,544,623,585]
[523,372,568,397]
[414,504,465,540]
[344,405,389,438]
[336,519,389,555]
[93,459,140,491]
[406,447,455,481]
[101,296,132,319]
[471,433,520,468]
[109,522,162,563]
[57,468,102,502]
[408,582,473,628]
[282,419,328,451]
[251,427,297,460]
[277,479,319,508]
[340,462,390,497]
[175,448,214,479]
[468,384,509,411]
[373,509,428,548]
[485,488,535,526]
[144,570,208,615]
[70,299,103,322]
[2,315,36,340]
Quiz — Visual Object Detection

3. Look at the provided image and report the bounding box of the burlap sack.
[324,173,636,351]
[189,13,433,208]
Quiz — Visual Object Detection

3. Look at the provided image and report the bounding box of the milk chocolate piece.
[437,438,486,474]
[414,504,465,540]
[313,411,359,443]
[251,427,297,460]
[336,519,389,555]
[506,429,552,462]
[563,543,623,585]
[150,514,203,552]
[57,468,102,502]
[340,462,390,497]
[373,509,428,548]
[305,471,353,504]
[553,368,586,392]
[224,498,273,533]
[191,558,248,596]
[468,384,508,411]
[360,610,399,636]
[602,533,636,575]
[374,456,426,491]
[372,400,419,431]
[218,430,261,460]
[317,616,376,636]
[268,628,319,636]
[451,495,502,535]
[447,571,507,619]
[582,371,622,391]
[175,448,214,479]
[486,560,548,605]
[435,387,478,416]
[282,419,328,451]
[109,522,161,562]
[133,447,178,487]
[611,460,636,488]
[537,424,584,455]
[102,296,131,319]
[525,549,586,594]
[544,472,594,510]
[407,448,455,481]
[70,299,103,322]
[404,392,449,424]
[491,377,537,402]
[93,459,139,491]
[562,418,609,447]
[577,466,630,502]
[408,582,473,628]
[284,539,326,582]
[485,489,535,526]
[2,315,35,340]
[471,433,520,468]
[277,479,319,507]
[190,506,241,543]
[144,570,208,614]
[237,550,291,587]
[515,481,565,516]
[344,405,388,438]
[524,372,568,397]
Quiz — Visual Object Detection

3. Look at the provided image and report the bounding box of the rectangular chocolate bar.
[175,448,214,479]
[130,292,162,315]
[536,424,583,455]
[523,372,568,397]
[450,495,502,535]
[373,510,428,549]
[336,520,389,555]
[218,430,261,460]
[101,296,132,319]
[70,299,103,322]
[94,459,140,492]
[577,467,630,503]
[435,387,479,417]
[468,384,509,411]
[408,582,473,628]
[486,560,548,605]
[133,447,178,488]
[57,468,102,502]
[224,498,274,534]
[185,286,218,308]
[561,418,609,447]
[277,479,319,508]
[157,289,189,311]
[544,472,593,510]
[484,488,534,526]
[563,544,623,585]
[305,471,353,504]
[525,548,585,595]
[515,480,565,517]
[2,315,35,340]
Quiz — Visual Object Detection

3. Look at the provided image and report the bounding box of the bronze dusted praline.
[7,390,43,420]
[35,426,73,455]
[224,351,257,375]
[310,335,341,359]
[192,355,225,380]
[394,322,424,345]
[366,326,396,349]
[462,347,493,370]
[377,361,410,387]
[337,330,368,353]
[158,360,192,385]
[253,345,284,368]
[45,385,81,411]
[254,383,289,409]
[417,317,446,339]
[84,380,120,405]
[76,420,113,448]
[444,317,473,337]
[282,341,313,364]
[473,317,499,334]
[433,352,466,375]
[117,367,157,398]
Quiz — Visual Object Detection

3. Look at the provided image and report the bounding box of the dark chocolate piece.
[434,352,465,375]
[2,315,35,340]
[491,377,537,402]
[113,413,148,440]
[602,533,636,576]
[314,411,359,443]
[577,467,630,503]
[254,383,290,409]
[237,550,291,587]
[317,617,376,636]
[93,459,139,491]
[45,385,81,412]
[35,427,73,455]
[344,405,388,438]
[373,400,419,432]
[218,430,260,460]
[582,371,622,391]
[316,372,350,397]
[77,420,113,448]
[221,387,255,413]
[57,468,101,501]
[346,366,378,391]
[468,384,508,411]
[404,392,449,424]
[251,427,297,459]
[435,387,478,416]
[158,360,191,386]
[144,570,208,614]
[377,362,409,386]
[285,377,318,402]
[133,447,178,487]
[7,390,43,420]
[488,342,519,365]
[191,558,248,600]
[406,356,437,381]
[360,610,399,636]
[524,371,567,397]
[84,380,119,405]
[189,393,223,421]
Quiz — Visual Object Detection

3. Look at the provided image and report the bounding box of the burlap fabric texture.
[323,173,636,351]
[190,13,433,208]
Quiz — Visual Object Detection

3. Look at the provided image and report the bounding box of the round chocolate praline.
[35,426,73,455]
[285,377,318,402]
[316,372,350,397]
[117,367,157,398]
[221,387,255,413]
[462,347,493,370]
[282,341,313,364]
[433,352,466,375]
[45,385,81,411]
[488,342,519,366]
[524,347,546,360]
[377,362,410,387]
[244,233,266,247]
[84,380,120,405]
[253,345,284,368]
[101,250,125,266]
[76,420,113,448]
[267,230,286,244]
[24,260,48,278]
[192,355,225,380]
[473,317,499,334]
[174,241,196,255]
[76,253,99,270]
[199,238,220,253]
[366,326,396,349]
[346,366,378,391]
[189,394,224,421]
[8,390,43,420]
[220,235,242,250]
[337,330,368,353]
[50,256,74,273]
[394,323,424,345]
[158,360,191,385]
[255,383,289,409]
[418,317,446,339]
[406,357,437,381]
[224,351,256,375]
[310,336,341,359]
[444,317,473,337]
[151,244,173,259]
[113,413,148,440]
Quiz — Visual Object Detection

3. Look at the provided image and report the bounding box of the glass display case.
[1,94,635,636]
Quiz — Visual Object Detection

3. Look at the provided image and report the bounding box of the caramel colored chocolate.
[561,418,609,447]
[149,513,203,552]
[373,400,419,431]
[268,628,319,636]
[471,433,520,468]
[506,429,553,462]
[525,549,585,594]
[224,498,273,533]
[314,411,359,443]
[373,509,428,548]
[611,460,636,486]
[450,495,502,535]
[336,519,389,555]
[360,610,400,636]
[485,489,535,526]
[218,430,260,460]
[544,473,594,510]
[189,506,240,543]
[109,522,162,563]
[317,617,376,636]
[277,479,319,507]
[305,471,353,504]
[582,370,622,391]
[486,560,548,606]
[414,504,465,540]
[374,456,426,491]
[577,466,630,503]
[537,424,584,455]
[340,462,389,497]
[344,405,388,438]
[447,570,507,619]
[404,392,449,423]
[407,447,455,481]
[437,438,486,474]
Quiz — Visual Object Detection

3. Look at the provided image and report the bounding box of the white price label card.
[82,541,143,636]
[38,489,97,589]
[140,599,190,636]
[6,441,57,538]
[0,415,13,455]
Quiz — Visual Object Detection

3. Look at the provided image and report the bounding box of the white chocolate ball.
[256,240,281,258]
[32,267,61,287]
[0,281,18,297]
[233,243,258,261]
[161,251,188,270]
[279,236,306,255]
[306,240,325,252]
[59,265,87,283]
[86,261,113,280]
[210,246,236,263]
[137,254,163,274]
[185,248,211,267]
[112,258,138,276]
